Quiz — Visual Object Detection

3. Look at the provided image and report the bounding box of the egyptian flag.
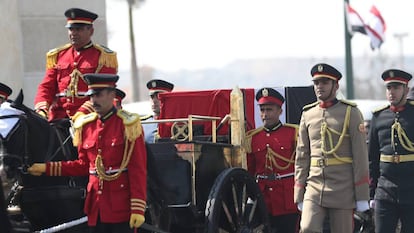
[345,3,386,50]
[365,5,386,50]
[345,3,366,35]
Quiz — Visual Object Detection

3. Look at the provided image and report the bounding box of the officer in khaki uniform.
[294,63,369,233]
[369,69,414,233]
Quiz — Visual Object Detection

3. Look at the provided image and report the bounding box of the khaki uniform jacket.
[294,100,369,209]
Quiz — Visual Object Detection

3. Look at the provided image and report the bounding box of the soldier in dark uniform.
[294,63,369,233]
[0,82,12,105]
[368,69,414,233]
[141,79,174,143]
[29,74,147,232]
[245,87,299,233]
[34,8,118,121]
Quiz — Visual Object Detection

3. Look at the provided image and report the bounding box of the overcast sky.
[106,0,413,72]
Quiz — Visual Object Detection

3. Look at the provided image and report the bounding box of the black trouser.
[269,213,300,233]
[375,200,414,233]
[90,215,133,233]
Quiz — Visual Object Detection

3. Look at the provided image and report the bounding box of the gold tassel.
[244,127,264,153]
[72,126,82,147]
[124,121,142,142]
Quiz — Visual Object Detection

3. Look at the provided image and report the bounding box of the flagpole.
[344,0,354,99]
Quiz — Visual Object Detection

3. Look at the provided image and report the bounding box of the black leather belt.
[256,172,294,181]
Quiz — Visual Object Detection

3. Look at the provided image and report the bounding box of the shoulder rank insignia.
[73,112,98,129]
[72,112,98,146]
[339,99,357,107]
[117,109,140,125]
[93,44,118,69]
[302,101,318,111]
[284,123,299,129]
[46,43,72,69]
[372,104,390,114]
[117,110,142,141]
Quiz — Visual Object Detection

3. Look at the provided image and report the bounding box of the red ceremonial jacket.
[247,122,298,216]
[46,108,147,226]
[34,42,117,120]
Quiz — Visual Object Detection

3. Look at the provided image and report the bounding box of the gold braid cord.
[266,147,295,170]
[391,120,414,152]
[320,106,352,163]
[95,111,142,181]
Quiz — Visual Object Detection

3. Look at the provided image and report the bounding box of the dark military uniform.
[246,88,299,233]
[369,69,414,233]
[295,63,369,233]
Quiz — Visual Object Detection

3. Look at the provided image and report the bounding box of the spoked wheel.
[204,168,270,233]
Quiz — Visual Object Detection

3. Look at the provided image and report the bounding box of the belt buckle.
[268,173,279,180]
[317,158,327,167]
[393,155,400,164]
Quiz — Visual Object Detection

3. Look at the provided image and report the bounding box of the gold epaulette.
[303,101,318,111]
[93,44,118,69]
[372,104,390,114]
[339,99,357,107]
[140,114,153,121]
[244,127,264,153]
[46,43,72,69]
[72,112,98,146]
[284,123,299,138]
[117,109,142,141]
[284,123,299,129]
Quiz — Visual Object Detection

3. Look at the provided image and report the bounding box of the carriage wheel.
[204,168,270,233]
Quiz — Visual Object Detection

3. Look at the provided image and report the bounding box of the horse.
[0,90,171,232]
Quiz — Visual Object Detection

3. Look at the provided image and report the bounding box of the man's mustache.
[93,104,101,108]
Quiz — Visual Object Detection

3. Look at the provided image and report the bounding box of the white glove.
[356,200,369,212]
[369,200,375,209]
[297,202,303,211]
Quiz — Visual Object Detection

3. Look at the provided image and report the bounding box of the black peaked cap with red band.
[65,8,98,28]
[0,83,12,100]
[311,63,342,81]
[256,87,284,107]
[84,73,119,96]
[381,69,412,85]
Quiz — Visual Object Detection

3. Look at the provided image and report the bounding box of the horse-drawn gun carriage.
[0,86,318,232]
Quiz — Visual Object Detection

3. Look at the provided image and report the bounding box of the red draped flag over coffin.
[158,88,256,138]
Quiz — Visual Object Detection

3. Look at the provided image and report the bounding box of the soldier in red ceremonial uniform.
[0,82,12,105]
[34,8,118,121]
[114,88,126,109]
[295,63,369,233]
[369,69,414,233]
[28,74,147,232]
[245,87,299,233]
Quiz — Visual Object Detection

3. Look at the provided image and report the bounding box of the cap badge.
[151,81,156,88]
[262,88,269,97]
[389,71,394,78]
[318,64,323,72]
[70,11,76,19]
